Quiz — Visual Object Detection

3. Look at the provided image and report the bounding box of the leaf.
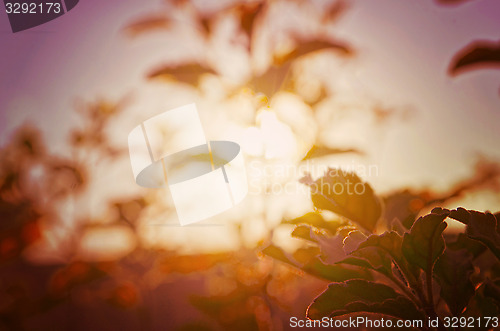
[291,224,320,242]
[462,280,500,325]
[402,210,448,273]
[246,62,293,99]
[342,230,367,255]
[302,258,370,283]
[124,15,171,36]
[300,169,382,232]
[382,189,433,229]
[307,280,424,321]
[483,279,500,303]
[339,254,395,283]
[448,207,500,260]
[261,244,296,266]
[302,145,362,161]
[197,16,212,37]
[449,40,500,76]
[434,249,475,316]
[356,234,400,274]
[322,0,349,24]
[248,33,352,98]
[340,231,404,278]
[293,246,320,264]
[148,63,216,87]
[237,2,265,43]
[337,256,375,271]
[277,36,352,65]
[358,231,404,260]
[284,212,348,234]
[247,36,351,99]
[113,198,146,226]
[447,233,486,259]
[262,244,368,282]
[290,225,346,264]
[190,0,244,36]
[390,217,406,235]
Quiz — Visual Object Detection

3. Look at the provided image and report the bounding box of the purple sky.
[1,0,500,196]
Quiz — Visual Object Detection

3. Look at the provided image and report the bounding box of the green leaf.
[382,190,431,229]
[448,207,500,260]
[449,40,500,76]
[292,246,321,265]
[261,244,296,266]
[402,210,449,273]
[236,2,265,46]
[307,280,424,321]
[390,217,407,235]
[338,256,376,271]
[343,230,367,255]
[434,249,475,316]
[291,225,346,264]
[246,62,293,99]
[300,169,382,232]
[285,212,348,234]
[302,259,370,283]
[358,231,404,261]
[291,224,318,242]
[124,15,171,36]
[447,233,486,259]
[463,280,500,327]
[338,231,416,289]
[483,279,500,303]
[148,63,216,87]
[352,231,405,276]
[262,244,369,282]
[277,38,352,65]
[343,248,393,278]
[322,0,348,23]
[302,145,361,161]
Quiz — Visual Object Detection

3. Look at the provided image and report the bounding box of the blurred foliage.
[299,170,382,233]
[449,41,500,77]
[1,0,500,330]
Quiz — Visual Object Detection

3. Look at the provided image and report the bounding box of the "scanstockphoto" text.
[291,316,423,328]
[290,316,499,329]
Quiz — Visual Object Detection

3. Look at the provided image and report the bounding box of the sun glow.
[241,107,298,160]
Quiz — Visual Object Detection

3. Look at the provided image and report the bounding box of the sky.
[1,0,500,243]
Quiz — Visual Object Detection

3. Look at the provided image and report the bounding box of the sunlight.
[241,107,297,160]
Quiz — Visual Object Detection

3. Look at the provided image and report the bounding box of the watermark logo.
[128,104,248,226]
[246,159,379,196]
[3,0,79,33]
